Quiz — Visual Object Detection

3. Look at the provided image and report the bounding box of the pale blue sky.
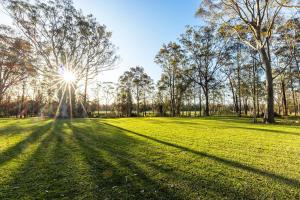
[73,0,201,82]
[0,0,201,82]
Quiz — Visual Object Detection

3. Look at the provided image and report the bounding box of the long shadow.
[2,119,298,199]
[69,120,298,199]
[145,118,300,136]
[219,125,300,136]
[215,117,300,127]
[0,120,92,199]
[0,119,52,136]
[0,121,53,167]
[103,122,300,189]
[66,121,184,200]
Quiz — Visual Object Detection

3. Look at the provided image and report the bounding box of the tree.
[2,0,117,117]
[276,17,300,115]
[155,42,190,117]
[0,25,35,110]
[117,71,133,117]
[100,82,115,117]
[117,66,153,117]
[197,0,298,123]
[180,26,225,116]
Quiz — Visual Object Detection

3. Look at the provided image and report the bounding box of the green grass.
[0,117,299,199]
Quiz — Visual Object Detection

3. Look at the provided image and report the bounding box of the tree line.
[0,0,299,123]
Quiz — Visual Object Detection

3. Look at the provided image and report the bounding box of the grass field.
[0,117,299,199]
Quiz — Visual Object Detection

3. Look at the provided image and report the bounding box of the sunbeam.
[54,83,68,120]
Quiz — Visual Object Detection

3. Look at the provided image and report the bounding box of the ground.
[0,117,299,199]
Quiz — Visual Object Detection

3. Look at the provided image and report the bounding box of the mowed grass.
[0,117,299,199]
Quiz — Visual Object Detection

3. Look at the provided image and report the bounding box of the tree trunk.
[0,94,3,117]
[136,86,140,117]
[204,85,209,116]
[19,81,26,118]
[252,57,257,123]
[290,65,298,116]
[281,79,288,116]
[237,49,242,117]
[229,78,238,115]
[244,98,248,115]
[83,67,89,116]
[194,92,197,117]
[259,48,275,123]
[143,92,146,117]
[199,86,202,117]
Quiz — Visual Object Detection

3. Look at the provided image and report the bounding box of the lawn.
[0,117,299,199]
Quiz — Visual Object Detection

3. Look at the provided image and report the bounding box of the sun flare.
[62,70,76,83]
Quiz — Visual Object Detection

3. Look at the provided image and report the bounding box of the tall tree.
[0,25,35,108]
[180,26,225,116]
[3,0,117,117]
[117,66,153,117]
[155,42,190,117]
[197,0,298,123]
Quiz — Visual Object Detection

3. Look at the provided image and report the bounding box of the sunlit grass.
[0,117,299,199]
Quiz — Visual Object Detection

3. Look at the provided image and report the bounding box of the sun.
[62,70,76,83]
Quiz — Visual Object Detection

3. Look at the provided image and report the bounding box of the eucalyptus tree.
[131,66,145,116]
[0,25,35,113]
[2,0,117,117]
[78,15,118,108]
[100,82,116,117]
[197,0,299,123]
[140,72,154,117]
[276,18,300,115]
[117,66,153,117]
[247,49,264,121]
[156,78,168,116]
[180,26,226,116]
[155,42,190,117]
[180,26,204,115]
[118,71,133,117]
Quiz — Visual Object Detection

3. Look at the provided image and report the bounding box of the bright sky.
[73,0,201,83]
[0,0,201,83]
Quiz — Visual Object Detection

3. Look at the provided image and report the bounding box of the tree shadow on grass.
[1,120,184,199]
[218,125,300,136]
[66,120,185,200]
[0,120,97,199]
[0,120,53,167]
[2,120,299,199]
[66,120,284,199]
[145,118,300,136]
[0,119,52,136]
[103,122,300,189]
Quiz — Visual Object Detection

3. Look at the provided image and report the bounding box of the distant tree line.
[0,0,299,123]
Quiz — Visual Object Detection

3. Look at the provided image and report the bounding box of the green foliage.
[0,117,299,199]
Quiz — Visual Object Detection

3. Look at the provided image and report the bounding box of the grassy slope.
[0,117,299,199]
